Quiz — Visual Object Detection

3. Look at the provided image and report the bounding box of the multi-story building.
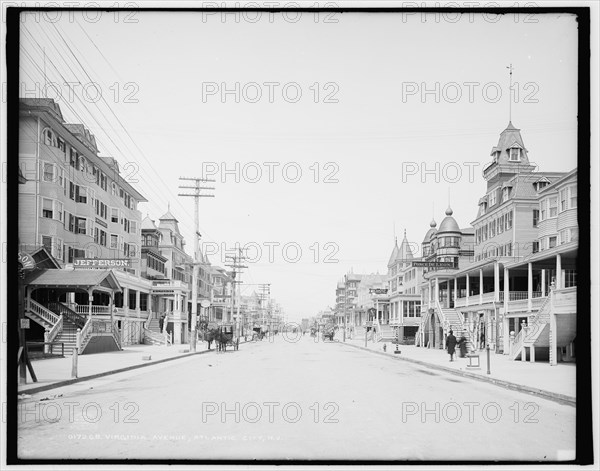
[386,231,423,342]
[19,98,158,351]
[208,265,232,322]
[415,122,577,364]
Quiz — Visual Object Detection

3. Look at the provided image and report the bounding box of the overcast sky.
[19,9,579,321]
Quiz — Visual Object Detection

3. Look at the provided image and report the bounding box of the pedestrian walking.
[458,332,468,358]
[159,314,165,332]
[446,330,457,362]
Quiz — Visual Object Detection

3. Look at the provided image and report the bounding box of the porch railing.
[75,305,111,315]
[46,315,63,343]
[28,299,60,326]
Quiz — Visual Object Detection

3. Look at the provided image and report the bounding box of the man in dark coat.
[446,330,458,362]
[458,332,468,358]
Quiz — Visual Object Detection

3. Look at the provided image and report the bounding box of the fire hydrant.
[383,343,387,352]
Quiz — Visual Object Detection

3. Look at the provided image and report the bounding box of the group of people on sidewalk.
[445,330,469,362]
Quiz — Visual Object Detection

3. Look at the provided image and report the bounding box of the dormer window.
[509,148,521,161]
[488,190,497,207]
[502,186,510,202]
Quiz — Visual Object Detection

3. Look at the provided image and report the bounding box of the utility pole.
[226,248,248,335]
[178,177,215,352]
[258,283,271,336]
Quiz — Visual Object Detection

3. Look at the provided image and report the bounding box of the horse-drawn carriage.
[321,324,337,342]
[202,322,239,352]
[216,323,239,352]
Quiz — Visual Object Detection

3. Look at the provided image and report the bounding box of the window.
[570,186,577,208]
[571,227,579,242]
[560,229,569,245]
[490,221,496,238]
[99,229,107,247]
[70,148,78,168]
[77,217,87,235]
[57,166,64,189]
[532,241,539,253]
[43,162,55,182]
[69,181,75,201]
[540,200,546,221]
[76,186,87,204]
[533,209,539,227]
[130,220,138,236]
[66,213,75,232]
[110,234,119,249]
[78,156,86,172]
[502,187,510,203]
[96,200,107,219]
[549,197,558,217]
[509,148,520,161]
[57,137,66,153]
[97,171,107,191]
[43,128,55,146]
[549,236,557,248]
[489,190,497,207]
[564,270,577,288]
[55,201,63,222]
[68,246,86,264]
[506,244,512,256]
[110,208,119,223]
[560,188,568,212]
[42,198,53,218]
[42,235,52,252]
[112,182,118,196]
[507,211,513,229]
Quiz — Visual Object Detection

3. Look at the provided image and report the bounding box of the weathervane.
[506,63,514,122]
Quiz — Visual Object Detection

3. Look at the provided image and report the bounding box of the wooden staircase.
[509,288,576,362]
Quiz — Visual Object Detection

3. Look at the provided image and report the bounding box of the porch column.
[494,262,500,302]
[87,288,93,318]
[479,269,483,305]
[555,254,562,289]
[541,269,546,297]
[434,278,439,306]
[453,278,457,304]
[123,287,129,316]
[527,262,533,312]
[466,274,470,307]
[135,290,141,316]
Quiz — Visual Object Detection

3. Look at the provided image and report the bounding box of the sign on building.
[411,261,455,268]
[74,258,132,268]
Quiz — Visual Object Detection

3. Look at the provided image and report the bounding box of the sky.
[17,8,580,322]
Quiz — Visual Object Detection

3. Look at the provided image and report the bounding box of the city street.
[18,335,575,461]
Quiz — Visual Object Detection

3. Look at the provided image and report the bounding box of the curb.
[339,341,576,407]
[18,340,251,396]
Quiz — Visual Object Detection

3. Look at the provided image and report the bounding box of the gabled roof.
[387,239,400,267]
[141,215,158,230]
[25,269,122,292]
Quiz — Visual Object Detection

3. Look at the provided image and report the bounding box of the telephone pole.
[178,177,215,352]
[226,248,248,335]
[258,283,271,334]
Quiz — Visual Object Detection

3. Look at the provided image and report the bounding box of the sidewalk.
[18,341,218,395]
[339,333,576,405]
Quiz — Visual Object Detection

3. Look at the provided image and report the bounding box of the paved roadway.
[18,334,575,461]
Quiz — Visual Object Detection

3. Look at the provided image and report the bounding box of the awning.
[25,268,122,292]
